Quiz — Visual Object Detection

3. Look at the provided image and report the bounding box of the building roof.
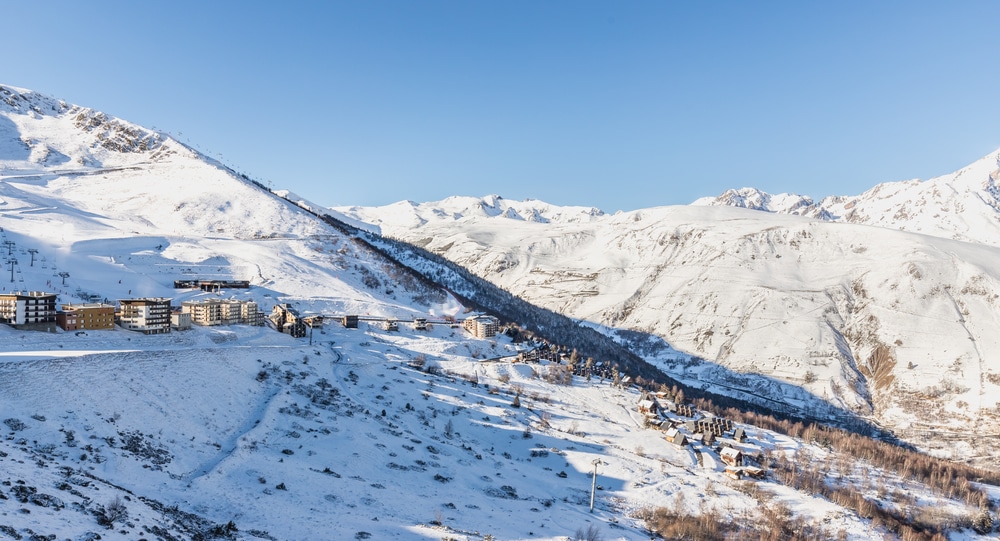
[721,447,743,459]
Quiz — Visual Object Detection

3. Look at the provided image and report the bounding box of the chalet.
[341,315,359,328]
[0,291,57,330]
[59,303,115,331]
[637,399,658,415]
[734,427,748,443]
[463,314,500,339]
[383,318,399,332]
[412,317,428,331]
[665,427,688,447]
[119,298,172,334]
[724,467,743,481]
[701,432,716,446]
[720,447,743,467]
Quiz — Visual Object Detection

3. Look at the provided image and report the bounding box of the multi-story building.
[462,314,500,339]
[269,303,306,338]
[0,291,57,329]
[118,298,172,334]
[58,303,115,331]
[181,299,264,326]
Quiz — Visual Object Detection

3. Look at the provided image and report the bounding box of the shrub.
[3,418,26,432]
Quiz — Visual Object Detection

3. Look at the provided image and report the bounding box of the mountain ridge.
[338,155,1000,465]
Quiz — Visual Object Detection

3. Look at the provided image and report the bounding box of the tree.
[972,507,994,534]
[574,523,603,541]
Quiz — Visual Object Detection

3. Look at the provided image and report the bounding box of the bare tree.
[574,523,603,541]
[98,494,128,527]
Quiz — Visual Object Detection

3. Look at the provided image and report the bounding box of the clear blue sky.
[5,1,1000,212]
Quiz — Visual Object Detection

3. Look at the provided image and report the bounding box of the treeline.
[713,405,1000,501]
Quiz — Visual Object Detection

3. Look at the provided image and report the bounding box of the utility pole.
[590,458,601,513]
[58,271,70,286]
[27,249,38,266]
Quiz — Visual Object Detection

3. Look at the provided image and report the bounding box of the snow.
[339,191,1000,466]
[1,82,996,540]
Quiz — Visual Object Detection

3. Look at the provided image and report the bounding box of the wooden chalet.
[720,447,743,467]
[665,427,688,447]
[638,399,658,415]
[701,432,716,446]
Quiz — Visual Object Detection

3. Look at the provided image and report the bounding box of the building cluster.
[635,390,764,480]
[0,291,271,335]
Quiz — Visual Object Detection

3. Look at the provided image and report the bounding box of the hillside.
[339,192,1000,466]
[3,83,1000,539]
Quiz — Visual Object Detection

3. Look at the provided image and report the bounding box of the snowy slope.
[693,148,1000,247]
[339,196,1000,465]
[2,83,999,540]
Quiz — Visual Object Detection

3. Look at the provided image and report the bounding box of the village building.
[58,303,115,331]
[463,314,500,338]
[665,427,688,447]
[412,317,428,331]
[173,279,251,291]
[638,399,658,415]
[118,298,172,334]
[340,315,359,328]
[269,304,306,338]
[720,447,744,467]
[702,432,716,446]
[0,291,58,330]
[56,309,77,331]
[302,315,324,328]
[181,299,264,327]
[733,427,748,443]
[171,311,192,331]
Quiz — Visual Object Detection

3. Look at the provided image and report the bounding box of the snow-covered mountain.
[4,83,1000,540]
[693,149,1000,247]
[341,182,1000,465]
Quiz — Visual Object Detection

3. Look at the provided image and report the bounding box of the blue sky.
[5,1,1000,212]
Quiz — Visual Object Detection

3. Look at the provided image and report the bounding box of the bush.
[97,495,127,528]
[3,418,26,432]
[574,524,603,541]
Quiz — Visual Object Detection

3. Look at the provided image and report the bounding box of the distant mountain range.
[692,148,1000,247]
